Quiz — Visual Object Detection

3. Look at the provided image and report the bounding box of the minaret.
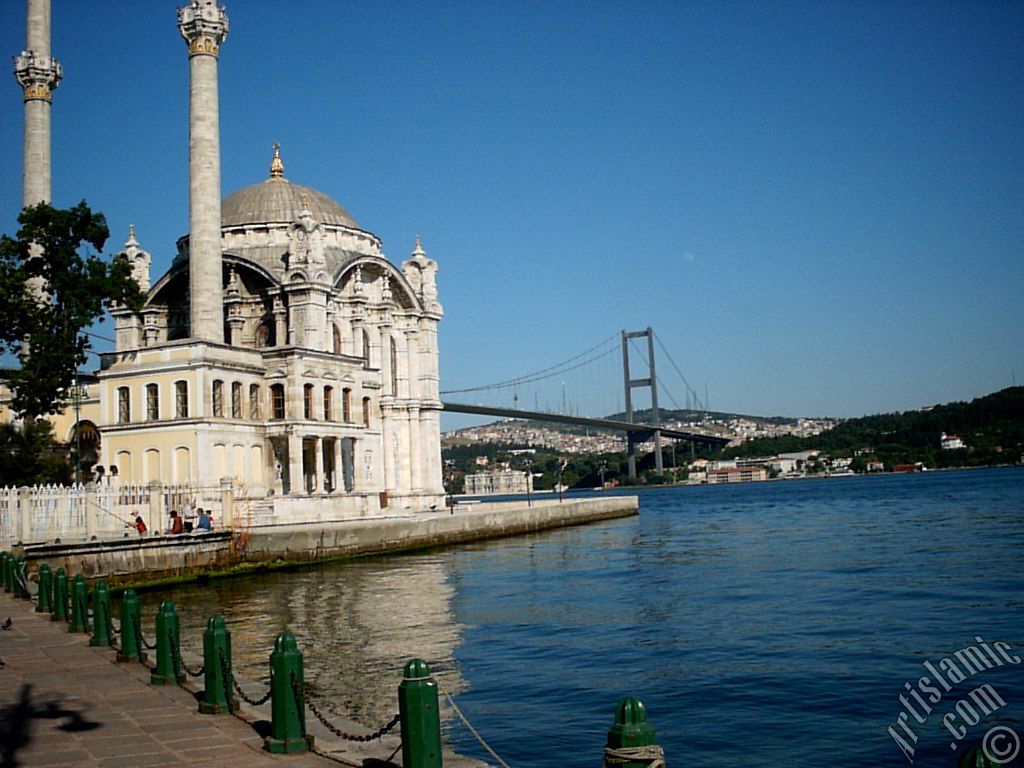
[13,0,61,209]
[177,0,228,343]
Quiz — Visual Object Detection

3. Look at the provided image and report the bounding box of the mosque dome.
[221,144,358,229]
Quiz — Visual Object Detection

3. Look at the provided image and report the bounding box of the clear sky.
[2,1,1022,425]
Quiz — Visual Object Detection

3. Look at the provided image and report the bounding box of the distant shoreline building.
[464,469,533,496]
[707,466,768,484]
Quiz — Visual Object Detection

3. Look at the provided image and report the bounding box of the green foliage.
[0,202,145,420]
[723,387,1024,468]
[0,420,72,486]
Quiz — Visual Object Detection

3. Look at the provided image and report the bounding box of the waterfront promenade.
[0,587,489,768]
[0,590,336,767]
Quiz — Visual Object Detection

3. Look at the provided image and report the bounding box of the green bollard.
[399,659,443,768]
[605,696,662,768]
[150,600,184,685]
[0,552,9,592]
[200,615,236,714]
[958,746,1001,767]
[89,580,114,647]
[116,589,146,663]
[51,567,69,622]
[68,574,90,633]
[264,631,312,754]
[35,563,52,613]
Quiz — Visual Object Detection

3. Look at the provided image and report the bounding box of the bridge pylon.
[621,327,663,480]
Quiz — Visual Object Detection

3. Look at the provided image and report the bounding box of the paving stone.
[0,592,337,768]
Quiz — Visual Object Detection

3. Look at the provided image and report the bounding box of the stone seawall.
[245,495,639,561]
[18,496,638,587]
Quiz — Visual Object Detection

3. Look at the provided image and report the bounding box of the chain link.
[134,613,157,650]
[218,649,236,715]
[169,632,204,678]
[304,693,401,742]
[232,674,273,706]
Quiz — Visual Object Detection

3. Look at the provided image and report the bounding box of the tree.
[0,420,72,486]
[0,202,145,420]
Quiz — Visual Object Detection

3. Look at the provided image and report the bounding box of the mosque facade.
[7,0,446,517]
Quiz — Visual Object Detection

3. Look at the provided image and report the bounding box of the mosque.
[5,0,446,517]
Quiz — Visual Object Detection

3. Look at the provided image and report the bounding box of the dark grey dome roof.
[221,178,358,229]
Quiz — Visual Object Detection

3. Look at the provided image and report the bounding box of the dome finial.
[412,234,426,256]
[269,141,285,179]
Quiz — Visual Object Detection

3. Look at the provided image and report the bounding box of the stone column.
[14,0,62,307]
[219,477,234,527]
[273,296,287,346]
[287,434,302,496]
[15,0,61,209]
[408,406,422,491]
[178,1,228,342]
[312,437,324,494]
[147,480,163,537]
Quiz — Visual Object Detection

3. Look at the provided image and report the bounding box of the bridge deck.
[441,402,730,446]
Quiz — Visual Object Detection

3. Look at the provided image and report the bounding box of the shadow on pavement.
[0,684,101,767]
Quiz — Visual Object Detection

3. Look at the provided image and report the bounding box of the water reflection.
[150,555,467,728]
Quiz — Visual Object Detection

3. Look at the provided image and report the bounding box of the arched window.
[231,382,242,418]
[303,383,314,420]
[389,337,398,396]
[117,387,131,423]
[271,384,285,420]
[146,383,159,421]
[342,388,352,423]
[249,383,261,418]
[175,380,189,418]
[362,396,371,428]
[323,386,334,421]
[212,380,225,417]
[333,324,342,354]
[255,321,270,348]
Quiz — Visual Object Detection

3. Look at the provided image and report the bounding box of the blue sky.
[2,1,1022,425]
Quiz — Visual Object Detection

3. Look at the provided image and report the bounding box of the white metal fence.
[0,480,235,547]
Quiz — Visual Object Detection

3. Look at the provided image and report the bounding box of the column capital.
[13,50,61,102]
[177,1,229,58]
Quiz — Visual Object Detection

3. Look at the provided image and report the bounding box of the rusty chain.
[169,632,204,678]
[218,649,236,715]
[232,672,273,706]
[134,613,157,650]
[302,686,401,742]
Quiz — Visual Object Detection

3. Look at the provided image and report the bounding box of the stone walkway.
[0,590,342,768]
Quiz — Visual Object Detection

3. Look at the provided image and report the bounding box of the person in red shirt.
[134,514,147,535]
[165,510,184,535]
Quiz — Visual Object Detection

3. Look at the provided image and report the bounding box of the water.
[149,468,1024,766]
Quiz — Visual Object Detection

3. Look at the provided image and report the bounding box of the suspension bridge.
[440,328,730,479]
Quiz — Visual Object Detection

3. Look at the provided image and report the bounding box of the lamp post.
[444,459,455,514]
[523,458,532,508]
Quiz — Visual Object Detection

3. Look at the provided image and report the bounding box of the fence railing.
[0,479,237,547]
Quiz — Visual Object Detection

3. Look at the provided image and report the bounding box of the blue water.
[154,468,1024,767]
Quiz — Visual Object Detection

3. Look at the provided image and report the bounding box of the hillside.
[723,387,1024,468]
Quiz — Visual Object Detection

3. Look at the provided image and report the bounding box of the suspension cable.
[653,332,705,411]
[440,331,614,393]
[441,336,619,395]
